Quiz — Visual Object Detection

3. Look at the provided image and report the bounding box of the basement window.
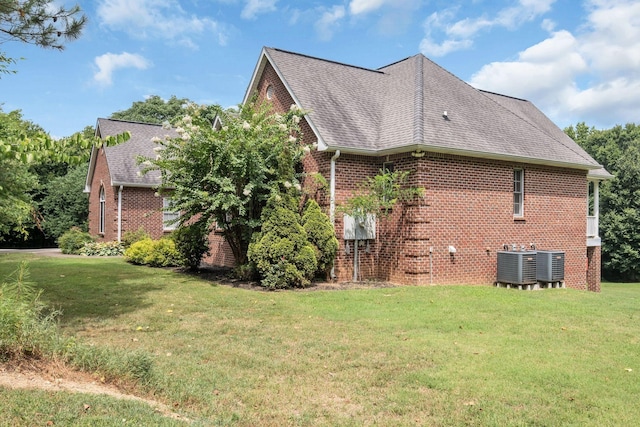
[513,169,524,218]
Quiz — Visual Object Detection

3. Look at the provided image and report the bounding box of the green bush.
[121,227,151,249]
[57,227,95,254]
[79,241,125,256]
[124,238,182,267]
[302,200,338,277]
[248,198,317,289]
[172,223,210,271]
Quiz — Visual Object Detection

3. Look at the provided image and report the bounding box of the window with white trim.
[513,169,524,217]
[99,186,106,234]
[163,198,180,230]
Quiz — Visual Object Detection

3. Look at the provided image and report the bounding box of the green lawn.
[1,253,639,426]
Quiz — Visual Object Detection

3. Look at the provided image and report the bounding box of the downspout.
[329,150,341,279]
[117,185,123,243]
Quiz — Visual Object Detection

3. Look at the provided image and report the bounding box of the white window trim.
[513,169,524,218]
[99,186,106,234]
[163,198,180,231]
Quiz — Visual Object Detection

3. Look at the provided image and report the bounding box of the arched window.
[99,186,106,234]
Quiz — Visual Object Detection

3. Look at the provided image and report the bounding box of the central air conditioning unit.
[497,251,537,285]
[536,250,565,282]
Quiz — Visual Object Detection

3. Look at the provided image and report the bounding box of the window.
[99,186,106,234]
[513,169,524,217]
[163,198,180,231]
[266,85,274,100]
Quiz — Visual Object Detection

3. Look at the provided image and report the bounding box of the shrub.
[79,241,125,257]
[121,227,151,249]
[302,200,338,277]
[57,227,95,254]
[172,223,210,271]
[248,198,317,289]
[124,238,182,267]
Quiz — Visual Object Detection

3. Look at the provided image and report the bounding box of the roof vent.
[443,111,450,120]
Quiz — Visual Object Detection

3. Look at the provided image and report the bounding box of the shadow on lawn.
[0,254,167,325]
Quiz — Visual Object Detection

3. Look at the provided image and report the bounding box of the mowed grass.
[1,253,639,426]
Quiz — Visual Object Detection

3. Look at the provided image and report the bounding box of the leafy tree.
[0,107,129,241]
[566,122,640,281]
[1,0,86,74]
[39,164,89,239]
[145,100,309,265]
[110,95,192,125]
[110,95,221,126]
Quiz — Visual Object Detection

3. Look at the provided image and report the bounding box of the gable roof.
[244,47,604,172]
[84,119,178,192]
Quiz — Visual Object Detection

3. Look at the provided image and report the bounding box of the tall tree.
[0,0,86,74]
[144,101,309,264]
[566,122,640,281]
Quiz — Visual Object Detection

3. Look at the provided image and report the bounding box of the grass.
[1,253,639,426]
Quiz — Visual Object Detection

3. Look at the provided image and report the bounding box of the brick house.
[242,47,611,291]
[85,47,611,291]
[83,118,236,267]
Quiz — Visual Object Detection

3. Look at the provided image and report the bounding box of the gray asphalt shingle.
[263,48,603,170]
[96,118,178,187]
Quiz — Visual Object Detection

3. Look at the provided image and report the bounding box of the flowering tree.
[145,101,311,265]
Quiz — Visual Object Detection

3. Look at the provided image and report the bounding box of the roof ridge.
[413,55,424,144]
[377,53,422,70]
[270,47,385,75]
[99,117,165,127]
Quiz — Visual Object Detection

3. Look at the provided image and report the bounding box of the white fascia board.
[243,48,327,151]
[319,142,601,171]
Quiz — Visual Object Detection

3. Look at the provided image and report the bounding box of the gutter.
[117,185,123,242]
[329,150,341,280]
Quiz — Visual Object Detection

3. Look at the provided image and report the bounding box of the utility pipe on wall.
[329,150,341,279]
[117,185,123,242]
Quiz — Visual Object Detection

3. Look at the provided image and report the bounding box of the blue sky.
[1,0,639,138]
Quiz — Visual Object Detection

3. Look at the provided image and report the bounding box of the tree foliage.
[301,200,338,277]
[340,169,424,220]
[566,122,640,281]
[0,107,129,241]
[110,95,220,126]
[144,101,310,265]
[39,164,89,239]
[0,0,86,74]
[248,196,317,289]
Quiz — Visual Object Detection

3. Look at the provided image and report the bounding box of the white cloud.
[315,5,346,41]
[420,0,556,57]
[349,0,386,15]
[241,0,278,20]
[93,52,151,86]
[468,0,640,128]
[97,0,230,48]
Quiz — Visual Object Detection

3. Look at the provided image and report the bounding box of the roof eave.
[319,143,601,171]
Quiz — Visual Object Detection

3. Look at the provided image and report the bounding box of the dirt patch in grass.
[187,265,400,291]
[0,360,189,422]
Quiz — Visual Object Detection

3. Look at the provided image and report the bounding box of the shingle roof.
[252,47,603,171]
[97,118,178,187]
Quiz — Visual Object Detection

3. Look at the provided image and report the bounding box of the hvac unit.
[536,250,565,282]
[497,251,537,285]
